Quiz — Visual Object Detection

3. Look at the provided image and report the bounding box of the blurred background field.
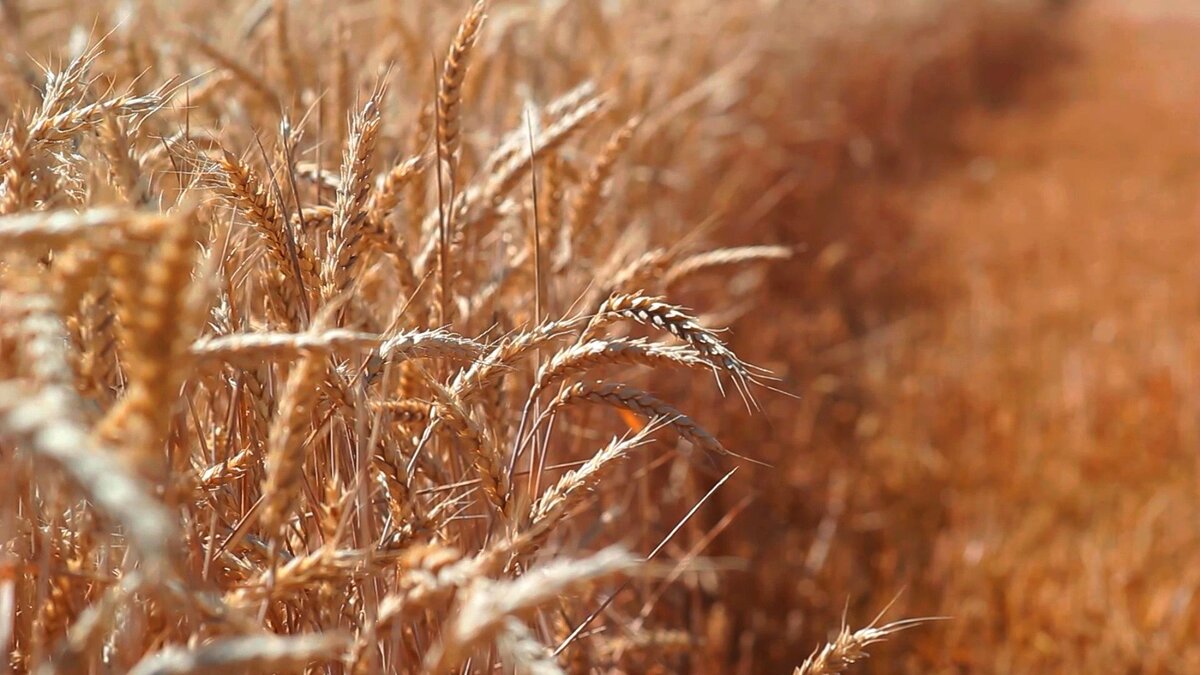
[724,1,1200,671]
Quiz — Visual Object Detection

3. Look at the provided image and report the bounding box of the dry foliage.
[0,0,1068,673]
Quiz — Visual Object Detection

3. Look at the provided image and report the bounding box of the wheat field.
[0,0,1129,673]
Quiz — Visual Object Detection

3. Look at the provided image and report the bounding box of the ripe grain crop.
[0,0,1068,672]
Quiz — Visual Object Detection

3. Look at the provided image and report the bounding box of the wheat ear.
[549,380,730,457]
[437,0,488,169]
[326,88,385,300]
[795,618,933,675]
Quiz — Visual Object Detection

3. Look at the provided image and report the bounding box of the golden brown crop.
[0,0,1070,673]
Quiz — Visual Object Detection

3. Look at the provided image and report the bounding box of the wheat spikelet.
[664,245,793,288]
[76,281,120,400]
[529,338,706,403]
[525,425,660,545]
[217,148,314,325]
[404,102,434,238]
[564,116,639,265]
[477,93,607,215]
[361,154,428,290]
[326,88,385,300]
[259,342,328,538]
[794,619,931,675]
[26,91,163,147]
[97,115,149,205]
[605,248,674,295]
[32,572,76,649]
[480,82,598,178]
[35,46,100,121]
[0,122,34,214]
[426,547,637,673]
[190,326,479,368]
[226,547,365,608]
[372,153,429,225]
[37,573,141,675]
[364,328,485,382]
[583,291,759,397]
[606,629,697,655]
[191,328,379,364]
[197,448,256,490]
[544,81,599,120]
[422,375,509,517]
[415,92,607,276]
[94,211,200,482]
[294,162,341,191]
[549,380,729,457]
[7,291,79,388]
[438,0,488,168]
[375,545,468,630]
[495,617,563,675]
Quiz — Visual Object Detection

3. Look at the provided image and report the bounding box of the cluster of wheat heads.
[0,0,842,672]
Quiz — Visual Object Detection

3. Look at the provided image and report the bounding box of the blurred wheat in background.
[7,0,1198,672]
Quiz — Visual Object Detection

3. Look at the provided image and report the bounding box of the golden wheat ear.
[93,208,202,484]
[325,85,385,302]
[437,0,488,174]
[217,147,315,329]
[795,617,941,675]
